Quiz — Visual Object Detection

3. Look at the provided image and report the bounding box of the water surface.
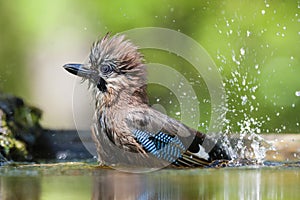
[1,162,299,200]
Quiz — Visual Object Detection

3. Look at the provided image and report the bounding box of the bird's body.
[63,34,231,168]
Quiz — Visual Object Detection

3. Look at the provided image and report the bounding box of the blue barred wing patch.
[133,129,186,163]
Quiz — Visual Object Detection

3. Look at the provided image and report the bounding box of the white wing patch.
[191,144,210,160]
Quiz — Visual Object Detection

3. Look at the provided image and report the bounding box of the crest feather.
[90,33,143,72]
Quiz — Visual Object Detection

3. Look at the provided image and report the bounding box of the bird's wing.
[131,129,211,167]
[132,129,185,163]
[124,107,221,167]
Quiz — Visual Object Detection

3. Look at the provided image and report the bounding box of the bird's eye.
[100,64,113,75]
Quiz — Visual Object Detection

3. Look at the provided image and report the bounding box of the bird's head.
[63,34,147,105]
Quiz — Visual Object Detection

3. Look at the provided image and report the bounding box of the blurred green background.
[0,0,299,133]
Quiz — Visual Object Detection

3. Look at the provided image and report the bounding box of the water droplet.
[225,20,230,27]
[295,91,300,96]
[232,55,240,65]
[250,106,254,112]
[292,103,295,108]
[57,151,68,160]
[242,78,246,86]
[175,112,181,116]
[257,129,261,134]
[240,47,245,56]
[156,98,160,102]
[276,112,280,116]
[241,95,248,105]
[261,10,266,15]
[246,30,251,37]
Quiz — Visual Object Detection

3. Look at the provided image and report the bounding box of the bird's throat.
[97,77,107,92]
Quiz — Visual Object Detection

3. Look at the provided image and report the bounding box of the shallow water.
[1,162,299,200]
[1,134,299,200]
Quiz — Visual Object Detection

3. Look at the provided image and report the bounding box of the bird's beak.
[63,63,94,79]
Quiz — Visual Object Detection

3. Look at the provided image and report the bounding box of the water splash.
[217,50,273,164]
